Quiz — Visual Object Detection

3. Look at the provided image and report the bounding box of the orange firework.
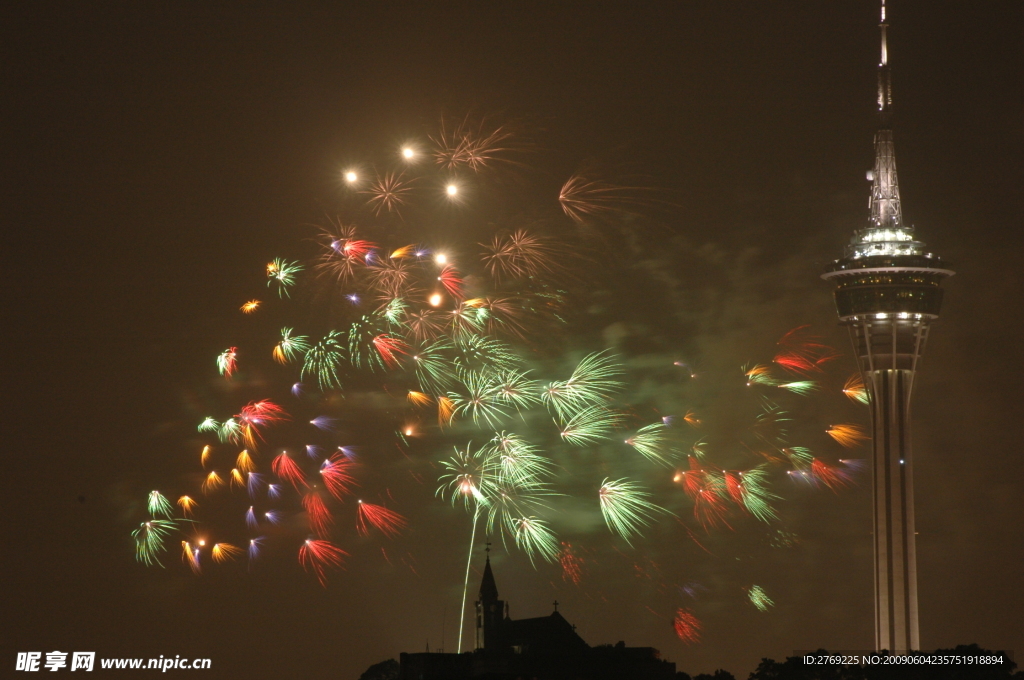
[236,449,255,474]
[826,424,869,448]
[843,374,870,404]
[211,542,242,563]
[389,244,416,260]
[240,300,260,314]
[437,396,455,426]
[202,471,223,495]
[177,495,197,518]
[407,391,433,407]
[181,541,201,574]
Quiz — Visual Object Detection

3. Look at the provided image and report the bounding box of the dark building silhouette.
[400,556,676,680]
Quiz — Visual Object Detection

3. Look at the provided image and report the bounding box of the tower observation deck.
[821,1,953,653]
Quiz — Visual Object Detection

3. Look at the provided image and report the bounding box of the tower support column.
[864,366,920,652]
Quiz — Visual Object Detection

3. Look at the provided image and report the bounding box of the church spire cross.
[553,600,559,612]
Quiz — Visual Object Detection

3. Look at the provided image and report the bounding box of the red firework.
[811,458,852,492]
[559,542,584,585]
[673,608,702,644]
[302,491,333,537]
[773,325,840,375]
[319,453,357,500]
[272,452,307,491]
[298,539,348,587]
[372,334,410,369]
[437,265,464,299]
[356,501,408,538]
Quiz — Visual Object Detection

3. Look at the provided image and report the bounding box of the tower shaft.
[849,319,928,651]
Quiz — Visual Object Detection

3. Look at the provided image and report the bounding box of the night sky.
[5,2,1023,678]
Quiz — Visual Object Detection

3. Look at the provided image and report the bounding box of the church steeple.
[475,553,506,652]
[479,555,498,603]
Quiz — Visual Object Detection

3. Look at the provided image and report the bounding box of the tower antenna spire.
[863,0,903,237]
[878,0,892,118]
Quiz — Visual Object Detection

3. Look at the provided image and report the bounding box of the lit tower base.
[822,0,953,653]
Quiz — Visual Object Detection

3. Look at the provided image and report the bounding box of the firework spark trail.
[372,334,410,369]
[302,331,345,391]
[363,171,414,216]
[147,491,174,519]
[598,478,669,546]
[558,171,659,225]
[542,351,624,421]
[201,471,223,495]
[132,520,180,567]
[430,115,524,172]
[559,405,620,446]
[182,541,202,574]
[298,539,347,587]
[356,500,408,538]
[826,423,869,448]
[774,325,841,374]
[482,230,563,283]
[272,452,307,491]
[748,585,775,612]
[811,458,853,491]
[267,258,303,298]
[303,491,333,538]
[177,495,196,517]
[319,453,357,500]
[724,467,780,523]
[448,371,511,428]
[843,374,870,404]
[235,449,255,473]
[624,423,676,466]
[217,348,237,377]
[559,542,585,585]
[274,328,310,364]
[744,363,779,387]
[437,265,464,299]
[212,542,242,563]
[673,608,702,644]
